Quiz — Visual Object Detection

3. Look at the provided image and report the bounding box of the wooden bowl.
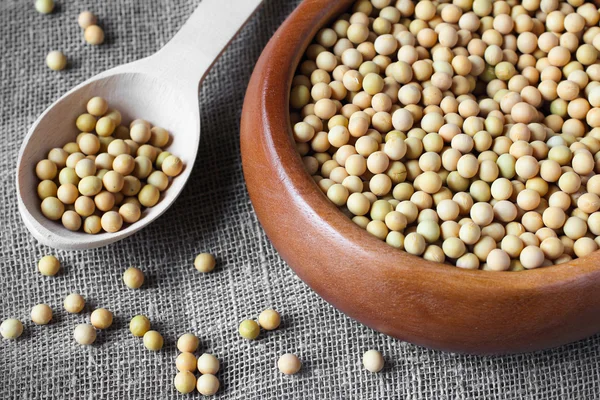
[240,0,600,354]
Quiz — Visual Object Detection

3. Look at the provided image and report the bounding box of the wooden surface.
[16,0,263,250]
[240,0,600,354]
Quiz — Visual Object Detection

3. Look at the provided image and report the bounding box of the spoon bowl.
[17,67,200,250]
[16,0,263,250]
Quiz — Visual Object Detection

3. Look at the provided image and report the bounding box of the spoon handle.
[153,0,264,86]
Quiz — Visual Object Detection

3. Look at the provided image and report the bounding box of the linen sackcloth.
[1,0,599,399]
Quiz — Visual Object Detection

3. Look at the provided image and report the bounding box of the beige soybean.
[197,353,220,375]
[101,211,123,233]
[41,197,64,220]
[121,176,142,197]
[362,350,385,373]
[138,184,160,207]
[119,203,141,224]
[113,154,135,175]
[38,255,60,276]
[129,315,151,337]
[174,371,196,394]
[194,253,216,273]
[123,266,144,288]
[0,319,23,339]
[239,319,260,340]
[277,354,302,375]
[147,171,169,191]
[46,50,66,71]
[176,352,197,373]
[84,25,104,45]
[73,324,96,345]
[91,308,113,330]
[197,374,220,396]
[31,304,52,325]
[62,210,82,231]
[259,309,281,331]
[133,156,153,179]
[143,330,164,351]
[83,215,102,234]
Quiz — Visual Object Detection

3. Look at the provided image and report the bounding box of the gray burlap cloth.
[1,1,599,399]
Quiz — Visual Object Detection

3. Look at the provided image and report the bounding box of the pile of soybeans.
[289,0,600,271]
[35,97,184,234]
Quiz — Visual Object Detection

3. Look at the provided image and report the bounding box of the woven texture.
[1,0,600,398]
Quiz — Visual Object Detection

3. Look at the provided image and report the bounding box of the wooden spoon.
[16,0,263,250]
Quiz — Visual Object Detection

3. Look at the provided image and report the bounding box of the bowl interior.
[282,3,600,276]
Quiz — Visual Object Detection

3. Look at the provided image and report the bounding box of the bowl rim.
[254,0,600,286]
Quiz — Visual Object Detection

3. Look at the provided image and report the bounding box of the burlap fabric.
[1,1,599,398]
